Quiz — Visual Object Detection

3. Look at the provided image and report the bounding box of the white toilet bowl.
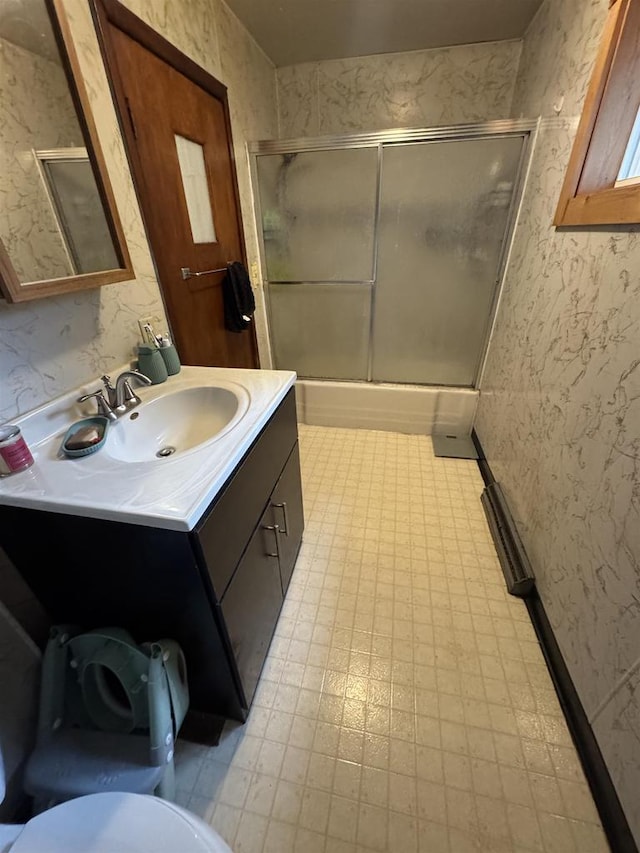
[0,791,231,853]
[1,719,230,853]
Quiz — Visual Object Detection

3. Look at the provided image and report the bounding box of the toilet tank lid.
[11,792,231,853]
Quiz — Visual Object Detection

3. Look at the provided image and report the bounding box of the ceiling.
[0,0,60,63]
[224,0,542,67]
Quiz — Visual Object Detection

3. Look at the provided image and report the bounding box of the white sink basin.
[0,366,296,530]
[107,385,243,462]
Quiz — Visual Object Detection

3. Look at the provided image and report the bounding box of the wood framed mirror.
[0,0,133,303]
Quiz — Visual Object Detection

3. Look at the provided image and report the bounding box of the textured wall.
[475,0,640,842]
[0,38,82,283]
[276,40,522,138]
[0,0,277,424]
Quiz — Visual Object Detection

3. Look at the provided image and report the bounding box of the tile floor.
[175,425,609,853]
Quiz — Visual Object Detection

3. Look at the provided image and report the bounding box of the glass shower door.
[256,147,378,380]
[371,137,523,386]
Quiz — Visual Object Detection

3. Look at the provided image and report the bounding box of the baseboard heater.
[481,482,535,597]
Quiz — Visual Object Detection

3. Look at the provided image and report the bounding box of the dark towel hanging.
[222,261,256,333]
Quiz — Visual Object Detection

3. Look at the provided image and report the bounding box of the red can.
[0,425,34,475]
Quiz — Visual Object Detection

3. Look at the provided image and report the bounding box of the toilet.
[0,751,231,853]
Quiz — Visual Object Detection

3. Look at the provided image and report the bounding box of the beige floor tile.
[244,773,277,817]
[271,779,304,824]
[263,819,296,853]
[178,425,608,853]
[234,812,268,853]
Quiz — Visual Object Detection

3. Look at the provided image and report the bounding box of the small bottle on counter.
[0,424,34,476]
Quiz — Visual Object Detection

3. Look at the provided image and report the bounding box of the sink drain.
[156,446,176,458]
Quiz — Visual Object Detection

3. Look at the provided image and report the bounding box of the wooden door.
[96,3,258,368]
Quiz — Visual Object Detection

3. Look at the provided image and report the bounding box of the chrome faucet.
[101,371,153,414]
[78,370,153,419]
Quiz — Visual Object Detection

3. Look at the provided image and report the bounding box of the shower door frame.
[249,119,537,389]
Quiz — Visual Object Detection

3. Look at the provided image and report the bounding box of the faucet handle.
[77,390,117,421]
[100,375,117,408]
[120,380,142,408]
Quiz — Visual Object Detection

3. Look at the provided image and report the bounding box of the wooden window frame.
[554,0,640,226]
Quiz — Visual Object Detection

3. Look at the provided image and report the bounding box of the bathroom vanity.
[0,368,303,726]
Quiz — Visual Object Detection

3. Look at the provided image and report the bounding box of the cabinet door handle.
[272,502,289,536]
[263,523,281,558]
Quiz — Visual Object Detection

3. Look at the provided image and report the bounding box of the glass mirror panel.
[0,0,125,287]
[36,149,119,273]
[256,148,378,282]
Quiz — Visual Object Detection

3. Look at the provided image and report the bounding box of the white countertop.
[0,367,296,531]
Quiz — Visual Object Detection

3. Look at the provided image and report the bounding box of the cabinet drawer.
[193,388,298,599]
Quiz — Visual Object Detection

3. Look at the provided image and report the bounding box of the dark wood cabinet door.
[269,444,305,596]
[193,389,299,600]
[220,505,283,706]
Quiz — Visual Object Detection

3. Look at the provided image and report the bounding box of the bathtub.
[295,380,478,436]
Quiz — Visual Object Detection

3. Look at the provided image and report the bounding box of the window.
[554,0,640,226]
[617,104,640,185]
[174,135,218,244]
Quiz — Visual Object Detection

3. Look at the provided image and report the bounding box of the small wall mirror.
[0,0,133,302]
